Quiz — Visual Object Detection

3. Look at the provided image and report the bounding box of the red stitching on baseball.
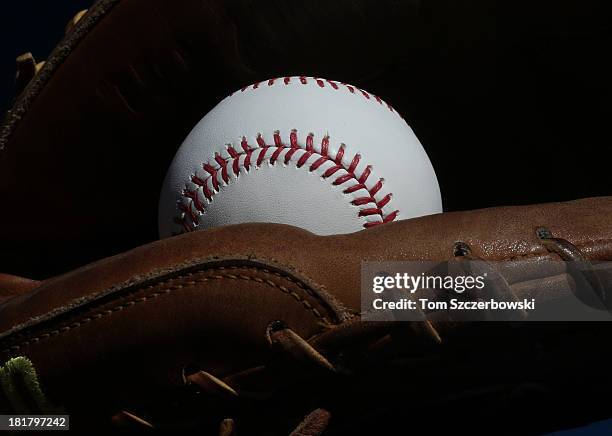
[235,76,396,113]
[178,130,398,231]
[290,130,299,148]
[327,79,339,90]
[306,134,314,151]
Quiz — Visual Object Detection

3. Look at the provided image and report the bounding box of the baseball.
[158,76,442,237]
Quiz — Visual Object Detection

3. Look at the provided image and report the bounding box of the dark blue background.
[0,1,89,113]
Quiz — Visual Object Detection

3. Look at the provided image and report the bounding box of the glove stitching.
[1,267,335,355]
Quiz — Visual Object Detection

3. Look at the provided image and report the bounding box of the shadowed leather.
[0,198,610,409]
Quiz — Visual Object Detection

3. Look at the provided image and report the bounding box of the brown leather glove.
[1,197,611,434]
[2,1,611,435]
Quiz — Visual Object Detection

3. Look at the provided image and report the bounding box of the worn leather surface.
[0,197,611,433]
[0,274,39,305]
[2,196,610,331]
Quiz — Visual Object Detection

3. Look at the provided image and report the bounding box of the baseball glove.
[2,1,611,435]
[2,197,612,434]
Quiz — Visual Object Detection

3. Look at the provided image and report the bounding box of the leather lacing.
[535,227,607,306]
[107,316,442,434]
[453,227,608,313]
[14,10,88,96]
[452,241,530,321]
[5,230,607,435]
[108,229,608,434]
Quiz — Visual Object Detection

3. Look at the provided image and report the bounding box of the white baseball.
[159,76,442,237]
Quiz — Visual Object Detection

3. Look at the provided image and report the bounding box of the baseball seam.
[232,76,399,115]
[176,130,399,232]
